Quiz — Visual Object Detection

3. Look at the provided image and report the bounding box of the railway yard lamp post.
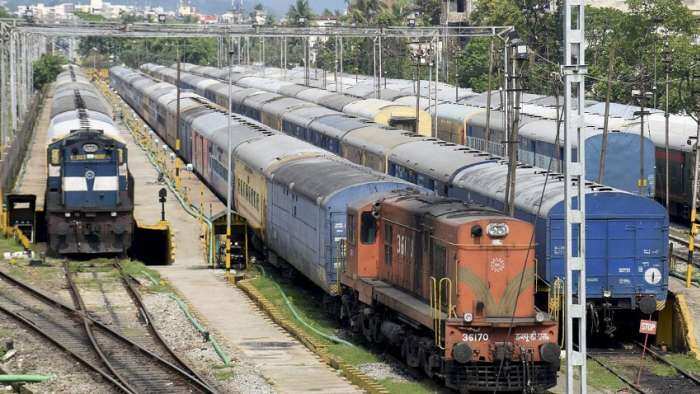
[632,86,652,197]
[409,42,432,135]
[226,48,234,278]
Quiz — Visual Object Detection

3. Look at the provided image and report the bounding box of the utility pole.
[0,26,6,150]
[662,39,671,210]
[176,43,181,153]
[504,39,527,216]
[226,48,234,278]
[633,79,652,197]
[598,44,616,184]
[10,29,17,133]
[485,38,495,146]
[563,1,587,392]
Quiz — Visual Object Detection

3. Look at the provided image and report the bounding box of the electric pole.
[632,77,652,197]
[504,39,527,216]
[563,1,588,392]
[662,39,671,210]
[598,44,616,184]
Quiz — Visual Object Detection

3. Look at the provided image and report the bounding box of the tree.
[33,54,67,89]
[0,7,10,18]
[346,0,385,26]
[414,0,441,26]
[287,0,314,26]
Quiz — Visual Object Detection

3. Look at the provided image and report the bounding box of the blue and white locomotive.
[45,66,134,255]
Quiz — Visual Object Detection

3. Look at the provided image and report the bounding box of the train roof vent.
[597,187,614,191]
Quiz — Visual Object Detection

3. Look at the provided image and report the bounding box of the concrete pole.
[334,35,338,92]
[0,28,6,147]
[339,37,344,94]
[378,34,383,93]
[10,31,17,133]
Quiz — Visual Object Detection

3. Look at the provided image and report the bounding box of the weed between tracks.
[249,270,445,394]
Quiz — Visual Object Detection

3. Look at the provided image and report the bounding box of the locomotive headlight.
[463,313,473,323]
[111,212,117,217]
[65,212,71,218]
[535,311,548,323]
[487,223,509,238]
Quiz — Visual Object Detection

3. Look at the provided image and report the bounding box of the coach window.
[360,212,377,244]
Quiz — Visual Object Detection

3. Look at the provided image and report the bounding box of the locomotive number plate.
[462,333,489,342]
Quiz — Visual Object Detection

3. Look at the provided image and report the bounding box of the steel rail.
[113,260,217,393]
[63,262,139,394]
[633,342,700,386]
[63,262,215,394]
[586,352,647,394]
[0,267,213,393]
[0,293,131,393]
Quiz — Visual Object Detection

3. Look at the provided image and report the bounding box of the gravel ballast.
[143,292,274,394]
[0,314,117,393]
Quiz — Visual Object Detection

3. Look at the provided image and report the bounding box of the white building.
[90,0,103,13]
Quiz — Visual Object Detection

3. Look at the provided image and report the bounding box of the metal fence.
[0,90,44,195]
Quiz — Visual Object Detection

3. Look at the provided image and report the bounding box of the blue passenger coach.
[266,157,415,293]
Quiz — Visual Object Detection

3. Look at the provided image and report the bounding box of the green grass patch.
[649,361,676,377]
[212,364,235,381]
[663,354,700,375]
[121,259,170,293]
[248,269,441,393]
[586,360,629,392]
[66,259,170,292]
[0,237,24,254]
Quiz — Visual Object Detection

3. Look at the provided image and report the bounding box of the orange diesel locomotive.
[341,190,560,392]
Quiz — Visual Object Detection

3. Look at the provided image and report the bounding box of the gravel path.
[143,292,274,394]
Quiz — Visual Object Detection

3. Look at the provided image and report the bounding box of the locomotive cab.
[342,190,560,392]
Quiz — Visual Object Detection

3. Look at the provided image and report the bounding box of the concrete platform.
[668,277,700,357]
[108,85,362,393]
[14,86,52,206]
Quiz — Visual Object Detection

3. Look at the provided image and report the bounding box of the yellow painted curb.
[237,279,389,394]
[676,294,700,359]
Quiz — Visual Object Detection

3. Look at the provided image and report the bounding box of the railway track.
[63,261,217,394]
[587,343,700,394]
[0,264,216,394]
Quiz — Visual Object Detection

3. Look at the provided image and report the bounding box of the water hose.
[0,374,54,383]
[255,266,354,347]
[141,272,231,366]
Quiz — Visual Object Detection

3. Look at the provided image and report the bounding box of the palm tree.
[287,0,314,26]
[346,0,386,26]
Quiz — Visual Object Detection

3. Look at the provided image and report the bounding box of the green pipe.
[209,337,231,366]
[255,266,354,347]
[140,270,231,366]
[0,374,54,383]
[166,294,230,366]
